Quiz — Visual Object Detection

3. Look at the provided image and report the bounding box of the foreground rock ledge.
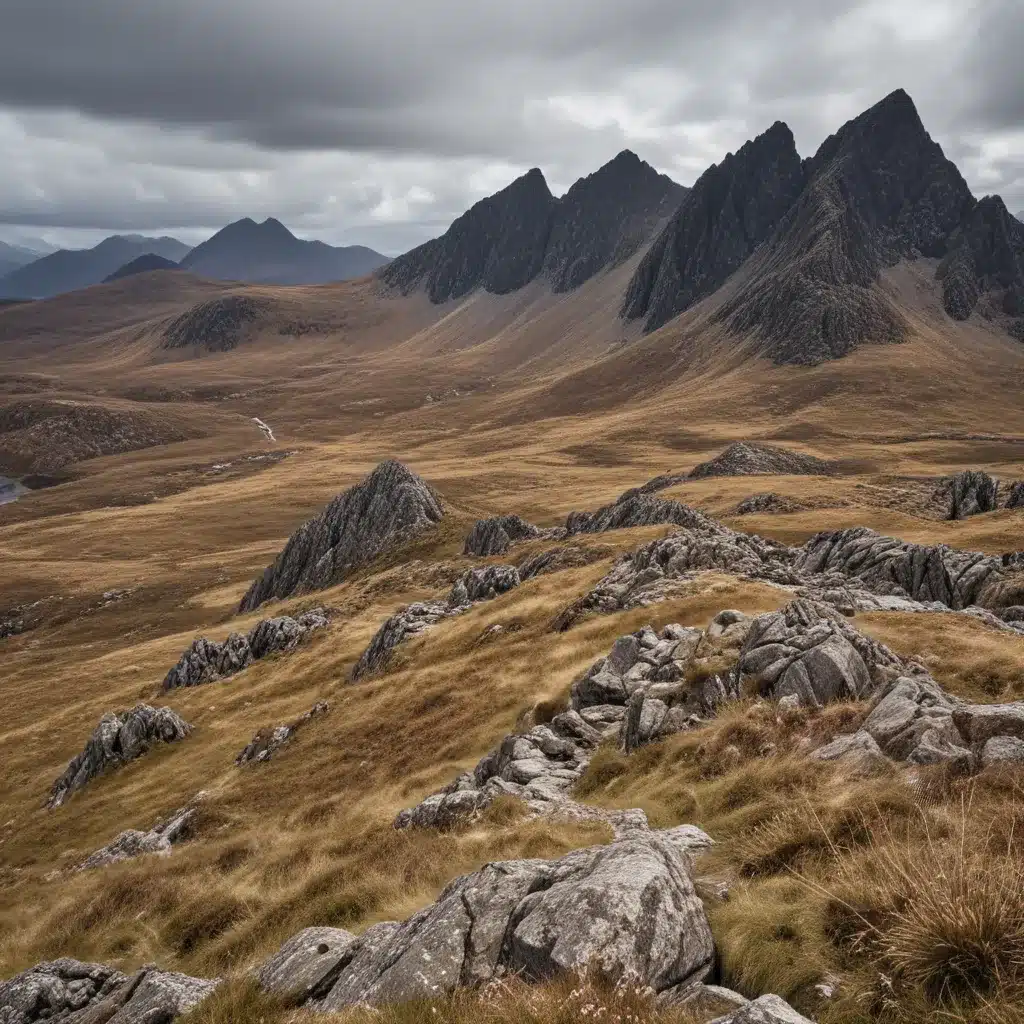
[259,828,715,1009]
[0,959,217,1024]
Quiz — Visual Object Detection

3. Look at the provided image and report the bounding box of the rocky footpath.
[689,442,834,479]
[235,701,330,765]
[162,607,328,690]
[48,705,192,809]
[240,461,444,612]
[352,565,523,679]
[79,796,204,870]
[0,959,218,1024]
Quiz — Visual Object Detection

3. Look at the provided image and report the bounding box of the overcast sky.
[0,0,1021,255]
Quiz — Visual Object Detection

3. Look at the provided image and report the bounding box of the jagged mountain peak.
[620,119,805,332]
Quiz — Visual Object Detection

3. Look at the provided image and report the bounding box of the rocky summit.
[689,442,835,478]
[240,460,444,611]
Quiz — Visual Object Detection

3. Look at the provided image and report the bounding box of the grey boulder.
[463,515,542,556]
[257,926,358,1001]
[709,994,815,1023]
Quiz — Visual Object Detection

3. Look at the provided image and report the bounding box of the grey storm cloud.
[0,0,1021,251]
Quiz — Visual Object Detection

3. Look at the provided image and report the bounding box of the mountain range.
[380,89,1024,366]
[0,220,390,299]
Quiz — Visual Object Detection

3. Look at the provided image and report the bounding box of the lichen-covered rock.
[463,515,542,556]
[257,927,358,1001]
[0,960,217,1024]
[268,829,714,1010]
[235,701,330,765]
[738,600,905,707]
[240,461,444,612]
[80,796,203,870]
[689,443,834,479]
[709,995,815,1023]
[48,705,192,808]
[162,608,328,690]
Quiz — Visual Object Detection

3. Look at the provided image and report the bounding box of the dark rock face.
[715,89,975,364]
[162,608,329,690]
[735,492,804,515]
[565,495,721,536]
[689,442,834,479]
[380,169,557,302]
[938,195,1024,321]
[381,153,685,302]
[240,461,444,612]
[48,705,192,808]
[262,830,715,1009]
[163,295,269,351]
[235,701,330,765]
[1007,481,1024,509]
[947,469,1000,519]
[0,959,217,1024]
[542,151,685,292]
[622,122,806,332]
[463,514,543,556]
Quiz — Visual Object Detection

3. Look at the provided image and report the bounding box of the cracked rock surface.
[48,705,192,809]
[235,701,330,765]
[240,460,444,612]
[162,608,328,690]
[80,796,204,870]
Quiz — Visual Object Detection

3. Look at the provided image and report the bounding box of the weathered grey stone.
[735,493,804,515]
[739,600,904,706]
[48,705,192,809]
[301,830,714,1010]
[80,796,203,870]
[162,608,328,690]
[351,601,450,679]
[811,730,889,769]
[463,515,542,556]
[235,701,329,765]
[709,994,815,1023]
[257,927,357,1001]
[0,960,217,1024]
[447,565,521,608]
[690,443,834,479]
[946,470,1000,520]
[240,461,444,611]
[981,735,1024,766]
[565,495,722,537]
[952,703,1024,746]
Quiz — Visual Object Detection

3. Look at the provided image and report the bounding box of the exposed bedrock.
[235,701,330,765]
[240,460,444,612]
[162,608,329,690]
[48,705,192,809]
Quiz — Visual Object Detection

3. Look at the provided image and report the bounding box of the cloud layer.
[0,0,1020,252]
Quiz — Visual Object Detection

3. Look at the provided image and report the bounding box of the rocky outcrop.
[352,565,522,679]
[814,675,1024,772]
[689,442,834,479]
[261,829,715,1009]
[163,295,269,351]
[48,705,192,809]
[938,194,1024,324]
[240,461,444,612]
[0,959,217,1024]
[945,469,1000,519]
[235,701,330,765]
[258,927,359,1002]
[565,495,721,536]
[615,472,690,503]
[735,493,804,515]
[1006,482,1024,509]
[738,600,905,707]
[716,89,975,364]
[463,515,544,556]
[380,169,557,302]
[622,122,806,332]
[162,608,328,690]
[795,526,1012,610]
[79,796,203,870]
